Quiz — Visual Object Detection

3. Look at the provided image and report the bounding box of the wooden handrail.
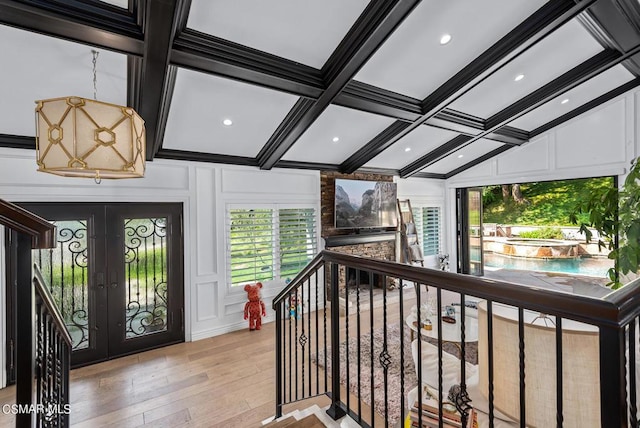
[0,199,56,249]
[272,252,325,309]
[314,250,638,327]
[33,265,72,346]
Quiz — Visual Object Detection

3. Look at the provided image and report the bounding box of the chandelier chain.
[91,50,99,101]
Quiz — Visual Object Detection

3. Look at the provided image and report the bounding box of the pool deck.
[483,267,612,298]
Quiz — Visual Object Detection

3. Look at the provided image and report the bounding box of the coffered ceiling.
[1,0,640,179]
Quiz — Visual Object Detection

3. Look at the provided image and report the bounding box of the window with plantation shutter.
[227,207,317,287]
[279,208,317,279]
[412,206,441,257]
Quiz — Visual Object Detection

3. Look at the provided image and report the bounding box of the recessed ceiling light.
[514,74,525,82]
[561,98,570,104]
[222,119,233,126]
[457,154,464,158]
[332,137,340,143]
[405,147,411,152]
[440,34,452,45]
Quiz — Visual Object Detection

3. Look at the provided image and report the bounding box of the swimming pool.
[484,252,614,277]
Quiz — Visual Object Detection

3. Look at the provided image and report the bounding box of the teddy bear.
[244,282,266,331]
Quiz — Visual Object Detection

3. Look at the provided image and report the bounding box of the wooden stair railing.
[0,199,65,428]
[273,250,640,428]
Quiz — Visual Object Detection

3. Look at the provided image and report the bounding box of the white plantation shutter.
[422,207,441,256]
[279,208,317,280]
[227,209,275,286]
[412,206,441,257]
[227,207,317,286]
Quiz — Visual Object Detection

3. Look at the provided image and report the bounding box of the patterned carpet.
[313,323,478,426]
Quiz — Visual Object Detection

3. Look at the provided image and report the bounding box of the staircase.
[0,199,68,427]
[264,405,360,428]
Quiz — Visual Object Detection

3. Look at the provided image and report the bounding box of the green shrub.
[519,227,563,239]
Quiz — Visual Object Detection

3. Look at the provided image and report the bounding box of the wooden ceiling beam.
[401,48,628,178]
[135,0,182,160]
[445,145,512,178]
[335,81,423,121]
[339,122,413,173]
[0,134,35,150]
[399,134,473,177]
[530,77,640,138]
[155,148,258,167]
[0,0,143,55]
[256,0,421,170]
[171,30,325,99]
[336,0,589,175]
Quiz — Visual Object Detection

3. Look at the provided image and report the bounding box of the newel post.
[599,324,627,427]
[326,262,346,420]
[16,232,34,428]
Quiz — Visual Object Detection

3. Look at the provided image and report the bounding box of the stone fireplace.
[321,171,398,296]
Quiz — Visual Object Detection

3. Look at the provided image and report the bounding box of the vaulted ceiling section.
[2,0,640,179]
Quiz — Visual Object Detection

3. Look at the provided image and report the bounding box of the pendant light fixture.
[35,50,145,183]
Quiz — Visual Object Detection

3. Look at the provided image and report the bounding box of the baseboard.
[190,315,276,341]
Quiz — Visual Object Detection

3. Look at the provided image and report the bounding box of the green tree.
[570,160,640,289]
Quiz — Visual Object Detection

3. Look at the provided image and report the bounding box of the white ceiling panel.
[354,0,547,99]
[423,139,504,174]
[187,0,369,69]
[449,19,604,118]
[282,105,395,164]
[364,125,458,170]
[98,0,129,8]
[163,68,299,157]
[509,65,635,131]
[0,25,127,137]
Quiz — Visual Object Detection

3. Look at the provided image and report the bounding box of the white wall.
[0,148,320,385]
[396,177,447,268]
[444,88,640,270]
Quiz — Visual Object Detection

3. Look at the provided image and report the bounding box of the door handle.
[110,282,118,289]
[97,272,105,289]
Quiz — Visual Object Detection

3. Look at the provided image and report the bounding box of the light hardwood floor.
[0,285,417,428]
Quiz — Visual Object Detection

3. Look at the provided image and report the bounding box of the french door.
[6,203,184,373]
[456,188,484,276]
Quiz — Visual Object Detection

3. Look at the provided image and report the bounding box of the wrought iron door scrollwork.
[124,217,168,338]
[35,220,89,351]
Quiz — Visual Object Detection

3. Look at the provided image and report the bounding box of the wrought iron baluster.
[295,289,299,401]
[556,317,564,427]
[518,307,526,427]
[299,277,305,399]
[379,274,390,428]
[487,300,495,427]
[315,273,319,396]
[323,262,328,393]
[345,267,350,412]
[307,277,312,398]
[630,319,638,427]
[399,278,405,427]
[369,272,374,427]
[356,269,362,424]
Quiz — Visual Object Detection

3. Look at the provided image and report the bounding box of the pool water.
[484,252,614,277]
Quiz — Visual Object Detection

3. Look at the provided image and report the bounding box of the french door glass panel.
[34,220,90,350]
[468,189,484,276]
[124,217,168,339]
[9,202,184,368]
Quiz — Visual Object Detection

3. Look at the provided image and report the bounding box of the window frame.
[226,202,319,291]
[411,203,443,265]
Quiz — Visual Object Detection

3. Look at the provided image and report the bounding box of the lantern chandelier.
[35,50,145,183]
